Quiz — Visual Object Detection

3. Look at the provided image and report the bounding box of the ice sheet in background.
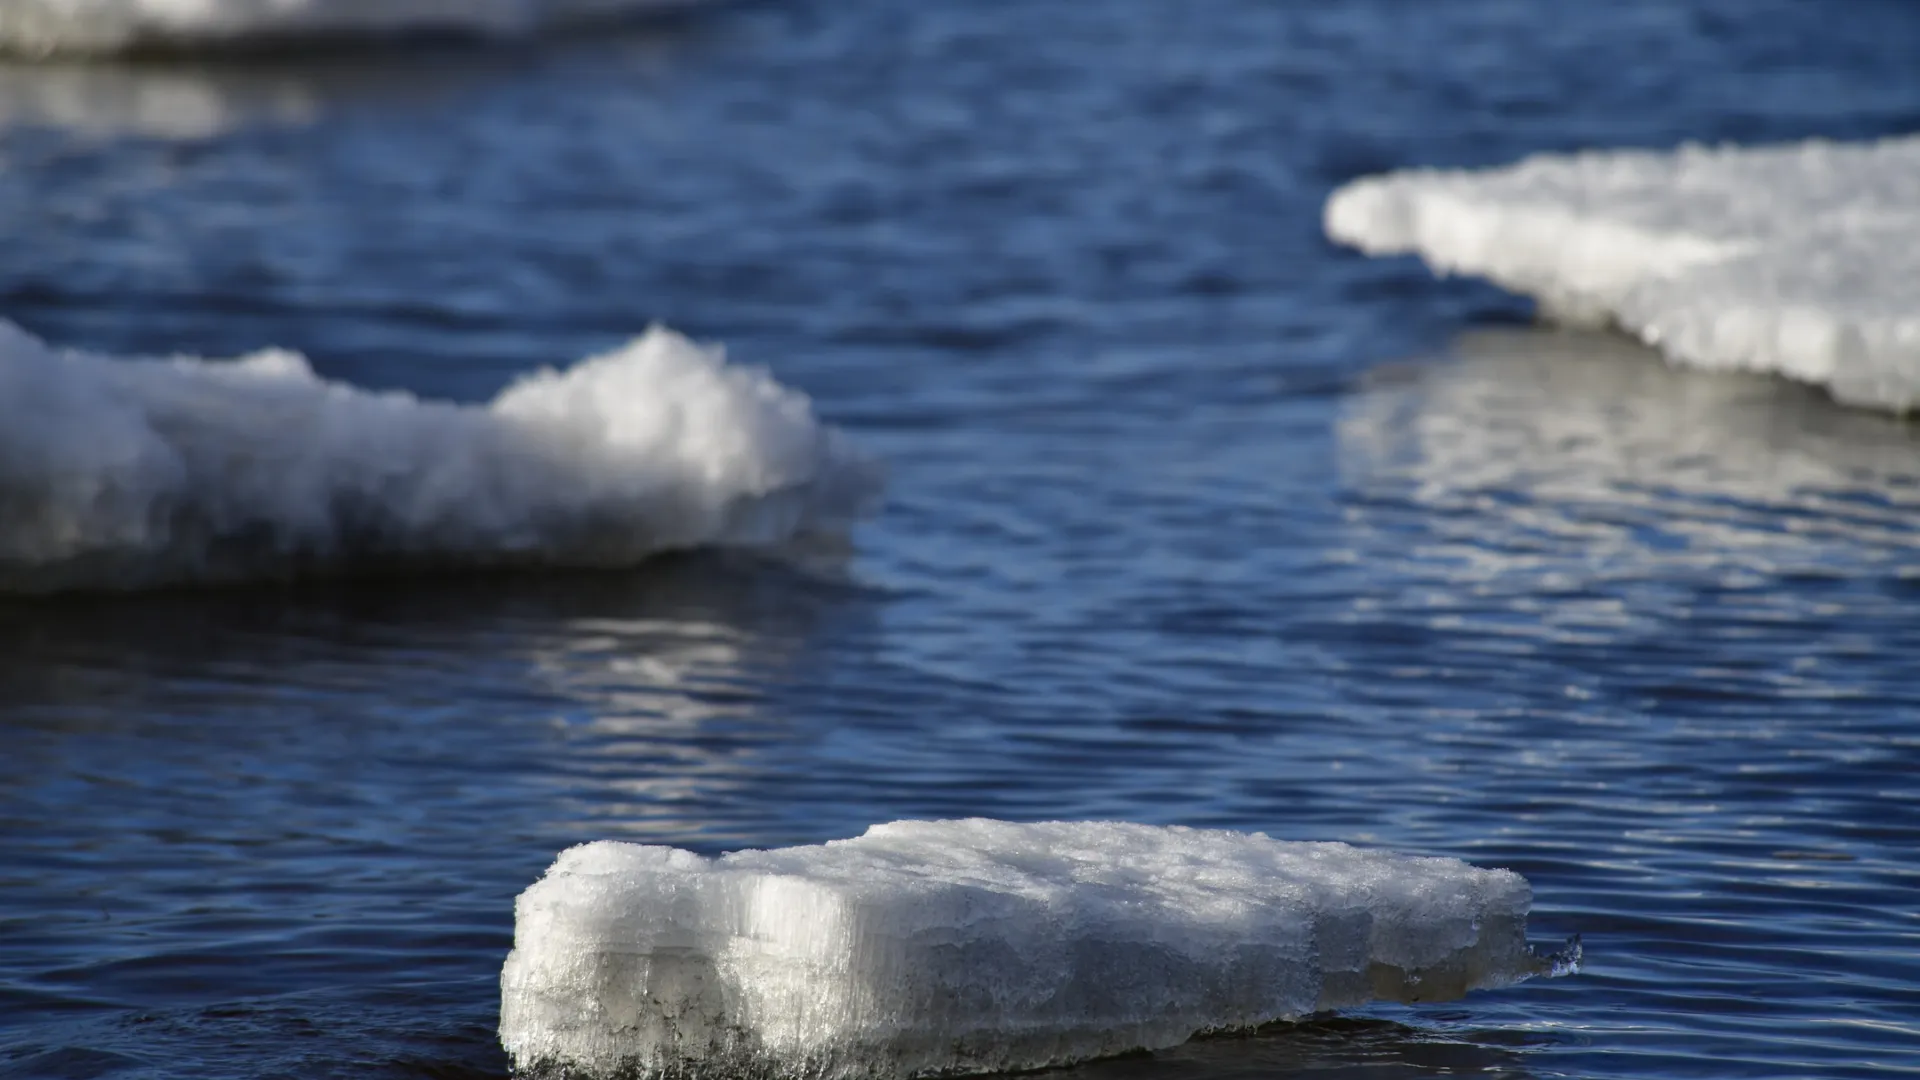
[0,0,710,56]
[500,819,1575,1080]
[1325,136,1920,412]
[0,321,880,592]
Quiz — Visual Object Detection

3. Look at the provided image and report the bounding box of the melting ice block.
[500,820,1572,1079]
[1325,136,1920,412]
[0,320,879,592]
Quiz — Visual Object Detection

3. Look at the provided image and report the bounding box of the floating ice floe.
[0,320,879,592]
[1325,136,1920,413]
[500,819,1577,1080]
[0,0,709,57]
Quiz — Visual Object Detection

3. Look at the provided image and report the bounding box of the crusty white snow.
[0,0,709,56]
[500,819,1573,1080]
[0,320,879,592]
[1325,136,1920,412]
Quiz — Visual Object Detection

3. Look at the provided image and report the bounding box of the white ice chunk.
[0,320,880,591]
[500,819,1570,1080]
[0,0,710,57]
[1325,136,1920,412]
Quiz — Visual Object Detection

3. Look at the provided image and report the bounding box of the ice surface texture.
[0,320,878,592]
[1326,136,1920,412]
[501,820,1564,1080]
[0,0,708,57]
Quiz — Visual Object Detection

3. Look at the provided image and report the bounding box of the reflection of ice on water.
[545,618,762,809]
[1052,1016,1542,1080]
[0,62,319,138]
[2,0,712,58]
[0,24,696,141]
[1340,327,1920,595]
[0,558,854,847]
[528,572,834,845]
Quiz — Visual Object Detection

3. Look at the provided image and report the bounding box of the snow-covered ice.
[0,0,710,57]
[500,819,1574,1080]
[0,320,879,592]
[1325,136,1920,412]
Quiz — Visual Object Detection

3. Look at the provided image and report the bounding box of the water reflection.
[0,553,859,805]
[1055,1015,1541,1080]
[0,554,869,1077]
[0,551,871,903]
[1339,327,1920,590]
[0,61,325,139]
[0,19,715,142]
[525,552,868,843]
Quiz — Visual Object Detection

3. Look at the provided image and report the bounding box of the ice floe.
[500,819,1574,1079]
[1326,136,1920,412]
[0,320,879,592]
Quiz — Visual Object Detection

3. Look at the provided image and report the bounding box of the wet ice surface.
[502,821,1559,1079]
[1327,137,1920,410]
[3,2,1920,1079]
[0,321,876,591]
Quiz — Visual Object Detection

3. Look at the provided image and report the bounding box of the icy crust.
[0,0,708,57]
[0,320,878,592]
[500,820,1564,1080]
[1325,136,1920,412]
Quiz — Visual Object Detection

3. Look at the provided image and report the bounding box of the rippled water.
[4,2,1920,1078]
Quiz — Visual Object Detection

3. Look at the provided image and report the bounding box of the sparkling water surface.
[3,2,1919,1077]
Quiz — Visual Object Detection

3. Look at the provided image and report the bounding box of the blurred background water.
[2,1,1919,1077]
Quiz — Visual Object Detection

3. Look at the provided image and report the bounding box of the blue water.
[4,1,1920,1077]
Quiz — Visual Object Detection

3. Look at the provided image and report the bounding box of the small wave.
[0,320,881,593]
[0,0,714,58]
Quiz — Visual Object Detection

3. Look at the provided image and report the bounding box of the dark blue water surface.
[5,1,1920,1077]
